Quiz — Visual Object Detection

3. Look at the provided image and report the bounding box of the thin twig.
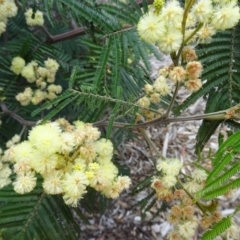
[0,102,36,127]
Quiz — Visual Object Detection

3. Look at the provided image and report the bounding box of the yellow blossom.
[137,96,150,108]
[13,172,37,194]
[10,56,26,75]
[62,171,89,196]
[157,29,182,53]
[211,2,240,30]
[137,12,164,43]
[25,8,44,26]
[28,123,62,155]
[43,171,63,194]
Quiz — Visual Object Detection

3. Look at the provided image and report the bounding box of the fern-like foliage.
[201,216,232,240]
[196,131,240,200]
[0,177,80,240]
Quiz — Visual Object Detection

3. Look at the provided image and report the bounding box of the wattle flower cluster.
[152,158,183,202]
[151,158,235,239]
[10,57,62,105]
[151,159,199,239]
[137,46,203,113]
[0,0,18,36]
[137,0,240,53]
[137,73,171,121]
[0,119,131,207]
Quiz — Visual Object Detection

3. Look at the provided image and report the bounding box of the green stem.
[164,81,180,117]
[184,22,204,44]
[177,176,206,213]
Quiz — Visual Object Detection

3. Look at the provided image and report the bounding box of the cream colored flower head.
[42,171,63,194]
[21,62,37,83]
[137,12,164,43]
[137,96,150,108]
[44,58,60,73]
[156,158,182,176]
[211,1,240,30]
[192,0,213,23]
[94,138,113,159]
[185,79,202,92]
[25,8,44,26]
[161,0,183,26]
[28,123,62,155]
[13,172,37,194]
[191,168,208,182]
[153,76,171,96]
[157,29,182,53]
[169,66,186,82]
[10,56,26,75]
[0,1,18,19]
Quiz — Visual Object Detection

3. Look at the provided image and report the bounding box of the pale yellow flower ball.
[13,159,32,174]
[10,141,35,162]
[12,134,21,144]
[191,168,208,182]
[143,84,154,94]
[116,176,131,191]
[211,2,240,30]
[153,76,171,96]
[62,171,89,196]
[90,163,117,191]
[2,1,18,18]
[47,84,62,94]
[43,171,63,194]
[137,12,164,43]
[25,8,44,26]
[157,29,182,53]
[184,180,203,193]
[161,0,184,26]
[178,220,197,239]
[102,181,122,198]
[157,158,182,176]
[84,124,101,142]
[59,132,75,154]
[185,79,202,92]
[169,66,186,82]
[94,138,113,159]
[192,0,213,23]
[137,96,150,108]
[28,123,62,155]
[44,58,60,73]
[150,93,161,104]
[10,56,26,75]
[37,67,49,77]
[13,172,37,194]
[162,175,177,188]
[31,152,58,175]
[197,25,216,43]
[63,191,85,207]
[21,62,37,83]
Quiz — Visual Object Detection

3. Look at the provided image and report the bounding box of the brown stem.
[94,104,240,128]
[0,102,36,127]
